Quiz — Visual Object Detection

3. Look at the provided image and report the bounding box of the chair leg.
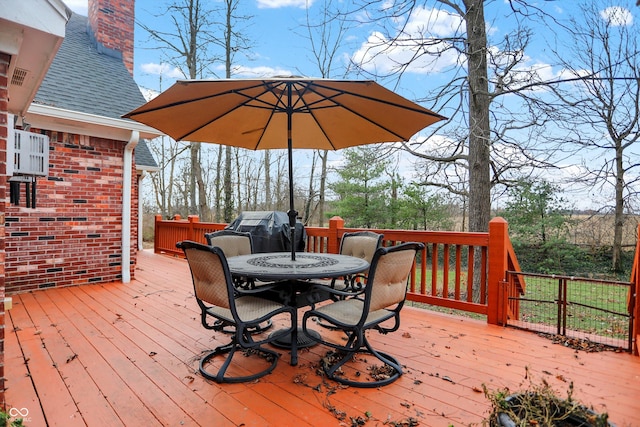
[199,340,280,383]
[321,335,402,388]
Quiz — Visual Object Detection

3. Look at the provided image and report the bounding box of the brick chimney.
[88,0,135,75]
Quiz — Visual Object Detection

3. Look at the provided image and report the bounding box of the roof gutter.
[122,130,139,283]
[27,103,162,140]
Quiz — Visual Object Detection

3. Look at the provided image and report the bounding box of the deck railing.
[630,225,640,355]
[153,214,226,254]
[153,214,524,325]
[154,214,640,354]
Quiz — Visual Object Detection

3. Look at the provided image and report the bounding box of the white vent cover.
[7,127,49,177]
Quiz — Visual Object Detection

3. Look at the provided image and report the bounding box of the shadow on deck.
[5,250,640,426]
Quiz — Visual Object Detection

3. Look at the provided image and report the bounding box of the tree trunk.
[464,0,491,234]
[612,145,624,272]
[464,0,491,303]
[264,151,271,210]
[189,143,199,214]
[223,145,233,222]
[318,150,328,227]
[215,145,223,222]
[194,145,208,221]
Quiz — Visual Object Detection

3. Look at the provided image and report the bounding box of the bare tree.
[264,151,272,210]
[301,0,353,225]
[546,2,639,272]
[139,0,223,220]
[346,1,561,233]
[221,0,253,221]
[148,135,190,218]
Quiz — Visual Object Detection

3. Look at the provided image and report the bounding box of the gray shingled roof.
[135,138,159,171]
[33,12,158,169]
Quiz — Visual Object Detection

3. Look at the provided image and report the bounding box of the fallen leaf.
[441,376,455,384]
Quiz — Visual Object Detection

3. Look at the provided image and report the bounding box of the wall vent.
[11,68,29,87]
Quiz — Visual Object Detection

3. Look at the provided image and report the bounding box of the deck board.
[5,249,640,427]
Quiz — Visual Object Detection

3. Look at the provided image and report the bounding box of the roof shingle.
[34,12,157,168]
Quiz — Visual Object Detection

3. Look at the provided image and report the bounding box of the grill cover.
[226,211,306,253]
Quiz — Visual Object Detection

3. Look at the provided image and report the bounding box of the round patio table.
[226,252,369,282]
[227,252,369,365]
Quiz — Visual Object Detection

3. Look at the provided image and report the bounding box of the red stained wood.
[5,250,640,427]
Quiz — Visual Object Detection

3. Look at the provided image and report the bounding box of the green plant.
[0,410,24,427]
[482,370,610,426]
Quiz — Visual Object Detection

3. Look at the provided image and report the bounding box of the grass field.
[508,273,632,349]
[407,266,633,351]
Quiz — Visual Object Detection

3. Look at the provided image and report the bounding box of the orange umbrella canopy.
[123,78,445,150]
[124,78,445,260]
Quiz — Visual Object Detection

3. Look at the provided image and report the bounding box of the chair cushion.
[209,235,252,257]
[313,299,395,328]
[369,250,414,311]
[207,295,286,324]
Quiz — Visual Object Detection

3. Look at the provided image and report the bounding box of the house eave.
[26,103,164,141]
[1,0,71,116]
[137,165,161,173]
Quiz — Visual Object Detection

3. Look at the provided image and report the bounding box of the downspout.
[122,131,139,283]
[138,171,145,250]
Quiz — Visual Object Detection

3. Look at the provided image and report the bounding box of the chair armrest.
[233,280,283,295]
[305,282,366,300]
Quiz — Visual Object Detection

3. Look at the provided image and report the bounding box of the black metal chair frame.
[178,240,295,383]
[302,242,424,388]
[204,229,274,334]
[330,231,384,295]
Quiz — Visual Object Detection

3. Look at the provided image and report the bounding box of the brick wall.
[4,131,138,294]
[0,52,9,401]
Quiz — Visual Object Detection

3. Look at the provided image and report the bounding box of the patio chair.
[302,242,424,388]
[205,229,255,289]
[177,240,295,383]
[332,231,384,294]
[204,229,274,334]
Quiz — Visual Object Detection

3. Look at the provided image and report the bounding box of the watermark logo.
[8,407,31,423]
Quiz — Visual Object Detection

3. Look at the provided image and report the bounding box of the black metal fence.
[505,271,634,352]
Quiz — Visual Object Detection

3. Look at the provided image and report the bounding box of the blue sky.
[62,1,604,95]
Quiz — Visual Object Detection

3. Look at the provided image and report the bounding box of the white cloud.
[228,64,295,78]
[64,0,88,15]
[352,31,460,75]
[256,0,312,9]
[600,6,633,26]
[139,87,160,101]
[140,63,185,79]
[351,7,464,76]
[403,7,463,38]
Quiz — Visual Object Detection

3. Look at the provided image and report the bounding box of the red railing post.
[631,224,640,355]
[187,215,199,242]
[154,214,162,254]
[488,217,509,325]
[328,216,344,254]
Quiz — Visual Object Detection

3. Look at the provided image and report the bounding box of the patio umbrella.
[124,77,446,260]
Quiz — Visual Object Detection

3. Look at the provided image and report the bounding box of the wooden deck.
[5,250,640,427]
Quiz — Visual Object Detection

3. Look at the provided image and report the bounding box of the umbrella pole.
[286,83,297,261]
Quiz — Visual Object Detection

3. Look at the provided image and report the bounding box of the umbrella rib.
[174,83,289,142]
[312,81,445,118]
[301,83,439,143]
